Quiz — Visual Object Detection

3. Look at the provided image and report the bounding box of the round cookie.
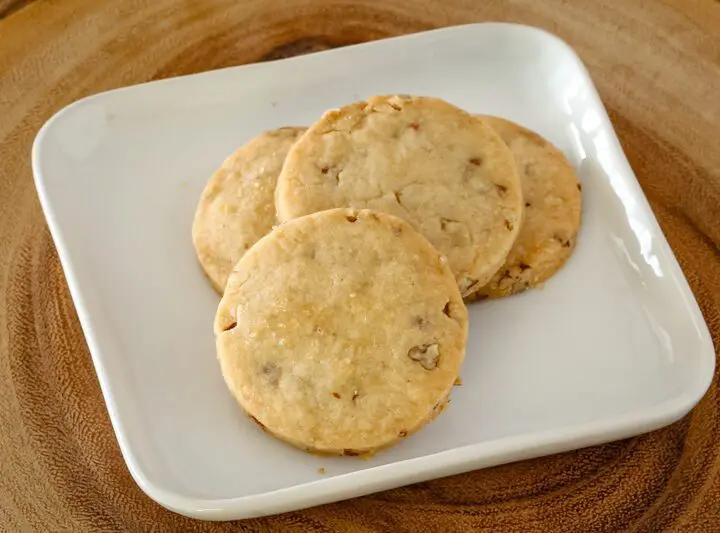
[192,127,305,293]
[275,95,523,296]
[467,116,582,300]
[215,208,468,456]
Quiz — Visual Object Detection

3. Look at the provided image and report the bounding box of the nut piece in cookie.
[408,344,440,370]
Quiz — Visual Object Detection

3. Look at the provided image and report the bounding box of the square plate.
[32,23,714,520]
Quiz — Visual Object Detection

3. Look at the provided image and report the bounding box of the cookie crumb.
[317,467,326,475]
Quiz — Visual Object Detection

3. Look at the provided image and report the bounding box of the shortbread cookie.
[467,116,582,300]
[192,127,305,292]
[275,95,523,296]
[215,208,468,456]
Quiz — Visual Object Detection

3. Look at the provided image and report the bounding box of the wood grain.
[1,0,718,531]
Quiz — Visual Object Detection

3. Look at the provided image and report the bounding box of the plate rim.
[31,21,715,521]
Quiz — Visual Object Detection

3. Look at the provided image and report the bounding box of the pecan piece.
[554,234,572,248]
[413,315,428,329]
[260,362,281,386]
[407,343,440,370]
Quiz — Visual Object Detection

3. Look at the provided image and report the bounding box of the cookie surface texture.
[215,208,468,456]
[192,127,305,292]
[468,116,582,299]
[275,95,523,296]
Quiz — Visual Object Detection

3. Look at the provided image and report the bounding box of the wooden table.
[1,1,718,530]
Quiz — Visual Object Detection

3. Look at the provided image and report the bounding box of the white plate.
[32,23,714,521]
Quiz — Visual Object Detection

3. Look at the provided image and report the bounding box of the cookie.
[275,95,523,296]
[467,116,582,300]
[192,127,305,293]
[215,208,468,456]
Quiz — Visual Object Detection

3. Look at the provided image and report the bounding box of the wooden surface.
[1,0,719,531]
